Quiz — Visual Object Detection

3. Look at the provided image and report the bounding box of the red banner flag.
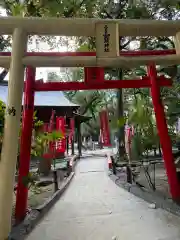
[69,118,75,144]
[42,123,49,132]
[99,110,111,146]
[56,117,66,153]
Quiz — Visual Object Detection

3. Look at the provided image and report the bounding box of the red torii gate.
[13,49,179,223]
[2,16,180,240]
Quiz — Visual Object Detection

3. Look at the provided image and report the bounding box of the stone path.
[26,154,180,240]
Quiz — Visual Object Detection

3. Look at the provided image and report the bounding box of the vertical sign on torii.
[84,22,120,86]
[96,22,119,58]
[103,25,110,52]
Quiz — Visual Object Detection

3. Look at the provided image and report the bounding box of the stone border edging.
[109,172,180,217]
[9,155,79,240]
[70,154,79,171]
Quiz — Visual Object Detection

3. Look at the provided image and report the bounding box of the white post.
[174,32,180,54]
[0,28,27,240]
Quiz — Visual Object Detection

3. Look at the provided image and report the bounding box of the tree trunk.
[77,123,82,156]
[66,136,69,155]
[117,69,126,160]
[71,137,75,155]
[38,157,51,176]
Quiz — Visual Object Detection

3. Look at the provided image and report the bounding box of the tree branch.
[64,0,87,17]
[134,90,149,98]
[121,38,136,49]
[102,9,113,19]
[0,69,8,82]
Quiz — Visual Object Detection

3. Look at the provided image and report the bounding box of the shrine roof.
[0,82,79,108]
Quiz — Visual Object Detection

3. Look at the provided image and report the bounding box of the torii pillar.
[0,28,27,240]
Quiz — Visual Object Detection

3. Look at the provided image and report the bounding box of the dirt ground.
[13,158,69,212]
[27,183,55,208]
[115,160,170,198]
[12,166,67,225]
[135,162,170,198]
[12,183,54,217]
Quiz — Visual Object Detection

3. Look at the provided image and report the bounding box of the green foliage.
[31,130,63,157]
[47,72,62,82]
[128,94,159,158]
[0,100,44,154]
[22,172,39,188]
[9,2,26,16]
[117,117,127,128]
[0,100,5,154]
[131,132,144,161]
[78,43,91,52]
[33,111,43,129]
[0,100,5,134]
[22,171,42,193]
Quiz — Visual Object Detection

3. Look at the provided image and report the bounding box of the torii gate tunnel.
[13,51,179,222]
[1,17,180,239]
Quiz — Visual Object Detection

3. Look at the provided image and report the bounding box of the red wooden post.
[148,63,180,200]
[48,110,56,157]
[84,67,104,83]
[15,67,36,222]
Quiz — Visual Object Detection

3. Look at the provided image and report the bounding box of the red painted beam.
[34,78,172,91]
[0,49,176,57]
[84,67,104,83]
[15,67,36,222]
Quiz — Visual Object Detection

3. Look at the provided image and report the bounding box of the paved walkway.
[27,155,180,240]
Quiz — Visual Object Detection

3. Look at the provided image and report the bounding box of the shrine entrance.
[0,17,180,240]
[15,55,176,221]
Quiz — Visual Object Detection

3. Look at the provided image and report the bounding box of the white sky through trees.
[0,6,138,82]
[0,7,75,81]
